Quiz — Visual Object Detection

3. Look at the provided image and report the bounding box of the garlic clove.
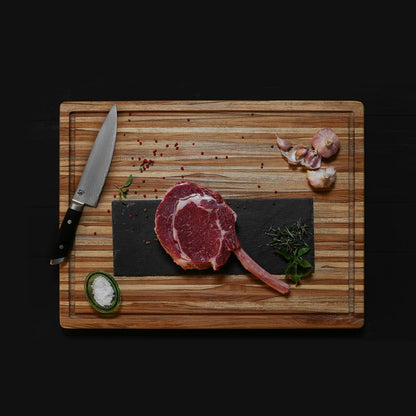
[311,128,340,158]
[300,149,322,170]
[306,166,336,190]
[276,136,293,151]
[283,145,309,165]
[295,146,309,159]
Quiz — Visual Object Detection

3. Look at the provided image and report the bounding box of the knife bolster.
[70,200,84,212]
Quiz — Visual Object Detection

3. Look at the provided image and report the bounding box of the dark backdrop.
[13,9,415,412]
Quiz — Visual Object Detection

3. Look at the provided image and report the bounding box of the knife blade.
[50,104,117,265]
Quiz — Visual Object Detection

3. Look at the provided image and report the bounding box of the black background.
[12,6,416,412]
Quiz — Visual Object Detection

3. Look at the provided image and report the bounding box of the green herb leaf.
[275,248,292,261]
[292,274,302,285]
[297,246,311,257]
[123,174,133,188]
[285,261,294,276]
[298,258,312,269]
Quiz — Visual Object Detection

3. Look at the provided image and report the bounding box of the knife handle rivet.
[59,244,64,250]
[67,219,72,225]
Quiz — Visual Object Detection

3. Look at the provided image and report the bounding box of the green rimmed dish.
[84,270,121,313]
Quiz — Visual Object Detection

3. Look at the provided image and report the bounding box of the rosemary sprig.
[114,174,133,204]
[266,219,312,285]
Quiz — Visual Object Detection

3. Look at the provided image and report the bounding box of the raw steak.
[154,182,290,294]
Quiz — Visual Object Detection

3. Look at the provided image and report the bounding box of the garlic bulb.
[311,128,340,158]
[306,166,336,189]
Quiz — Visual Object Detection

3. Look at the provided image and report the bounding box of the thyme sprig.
[265,219,312,285]
[114,174,133,204]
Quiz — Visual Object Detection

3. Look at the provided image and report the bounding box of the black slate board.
[112,198,314,277]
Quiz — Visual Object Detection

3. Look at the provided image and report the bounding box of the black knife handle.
[50,204,83,265]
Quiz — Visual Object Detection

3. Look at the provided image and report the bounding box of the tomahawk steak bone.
[154,182,290,294]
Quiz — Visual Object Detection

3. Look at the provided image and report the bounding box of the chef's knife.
[50,104,118,265]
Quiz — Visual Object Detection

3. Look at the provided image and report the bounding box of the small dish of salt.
[84,270,121,313]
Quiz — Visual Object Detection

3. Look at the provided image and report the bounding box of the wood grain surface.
[58,100,364,329]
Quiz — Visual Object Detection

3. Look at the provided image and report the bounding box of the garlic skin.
[307,166,336,190]
[312,128,340,158]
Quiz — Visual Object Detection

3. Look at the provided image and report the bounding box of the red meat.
[154,182,290,294]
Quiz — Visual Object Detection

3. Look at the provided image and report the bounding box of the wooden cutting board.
[58,100,364,329]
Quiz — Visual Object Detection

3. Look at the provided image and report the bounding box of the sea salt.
[92,276,114,307]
